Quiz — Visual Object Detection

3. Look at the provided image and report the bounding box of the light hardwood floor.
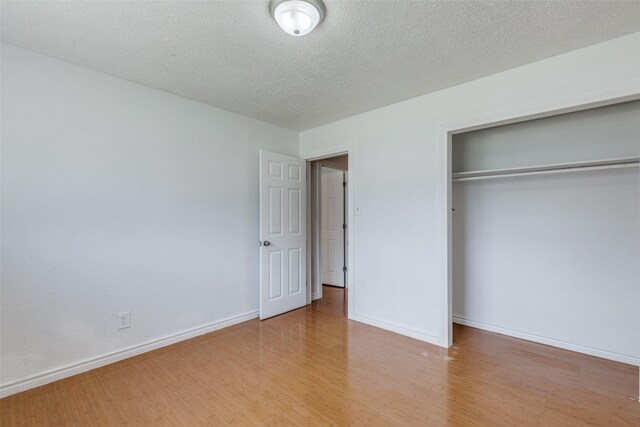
[1,286,638,426]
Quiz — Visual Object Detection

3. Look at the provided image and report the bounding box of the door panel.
[268,250,283,300]
[288,188,301,234]
[288,248,302,294]
[260,150,307,319]
[321,169,345,287]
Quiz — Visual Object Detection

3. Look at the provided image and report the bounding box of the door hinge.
[343,266,347,272]
[343,181,347,187]
[343,223,347,230]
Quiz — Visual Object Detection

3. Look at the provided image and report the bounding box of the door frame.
[438,91,640,348]
[304,147,354,319]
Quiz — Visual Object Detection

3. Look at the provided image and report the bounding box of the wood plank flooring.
[1,285,638,426]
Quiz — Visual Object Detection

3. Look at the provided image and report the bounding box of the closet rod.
[452,157,639,182]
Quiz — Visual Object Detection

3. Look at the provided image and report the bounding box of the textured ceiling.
[2,1,640,130]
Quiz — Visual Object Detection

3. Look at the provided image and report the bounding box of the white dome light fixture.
[269,0,326,37]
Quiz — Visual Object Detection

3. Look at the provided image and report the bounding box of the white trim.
[311,292,322,301]
[438,88,640,350]
[305,160,312,305]
[453,316,640,366]
[351,313,440,346]
[0,310,259,398]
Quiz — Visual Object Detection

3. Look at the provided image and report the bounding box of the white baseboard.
[452,316,640,366]
[351,313,440,346]
[0,309,260,398]
[311,292,321,301]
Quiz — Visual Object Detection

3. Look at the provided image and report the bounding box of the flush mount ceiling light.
[269,0,326,37]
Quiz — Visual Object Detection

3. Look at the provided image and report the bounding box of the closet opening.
[450,100,640,366]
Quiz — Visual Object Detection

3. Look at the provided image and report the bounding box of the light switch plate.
[118,311,131,329]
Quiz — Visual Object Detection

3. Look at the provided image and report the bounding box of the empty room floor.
[1,286,638,426]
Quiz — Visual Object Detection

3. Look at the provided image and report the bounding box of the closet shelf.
[452,157,639,182]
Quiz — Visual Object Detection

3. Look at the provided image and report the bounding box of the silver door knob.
[262,241,271,246]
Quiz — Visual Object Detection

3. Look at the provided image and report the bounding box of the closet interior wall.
[451,101,640,365]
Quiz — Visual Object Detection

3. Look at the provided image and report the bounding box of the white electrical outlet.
[118,311,131,329]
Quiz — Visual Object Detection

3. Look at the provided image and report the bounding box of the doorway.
[259,148,353,321]
[308,154,348,315]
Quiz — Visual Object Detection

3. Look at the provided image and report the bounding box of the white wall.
[453,168,639,363]
[453,101,640,172]
[0,44,298,394]
[299,32,640,356]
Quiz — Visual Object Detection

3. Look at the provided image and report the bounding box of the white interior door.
[260,150,307,319]
[321,168,345,287]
